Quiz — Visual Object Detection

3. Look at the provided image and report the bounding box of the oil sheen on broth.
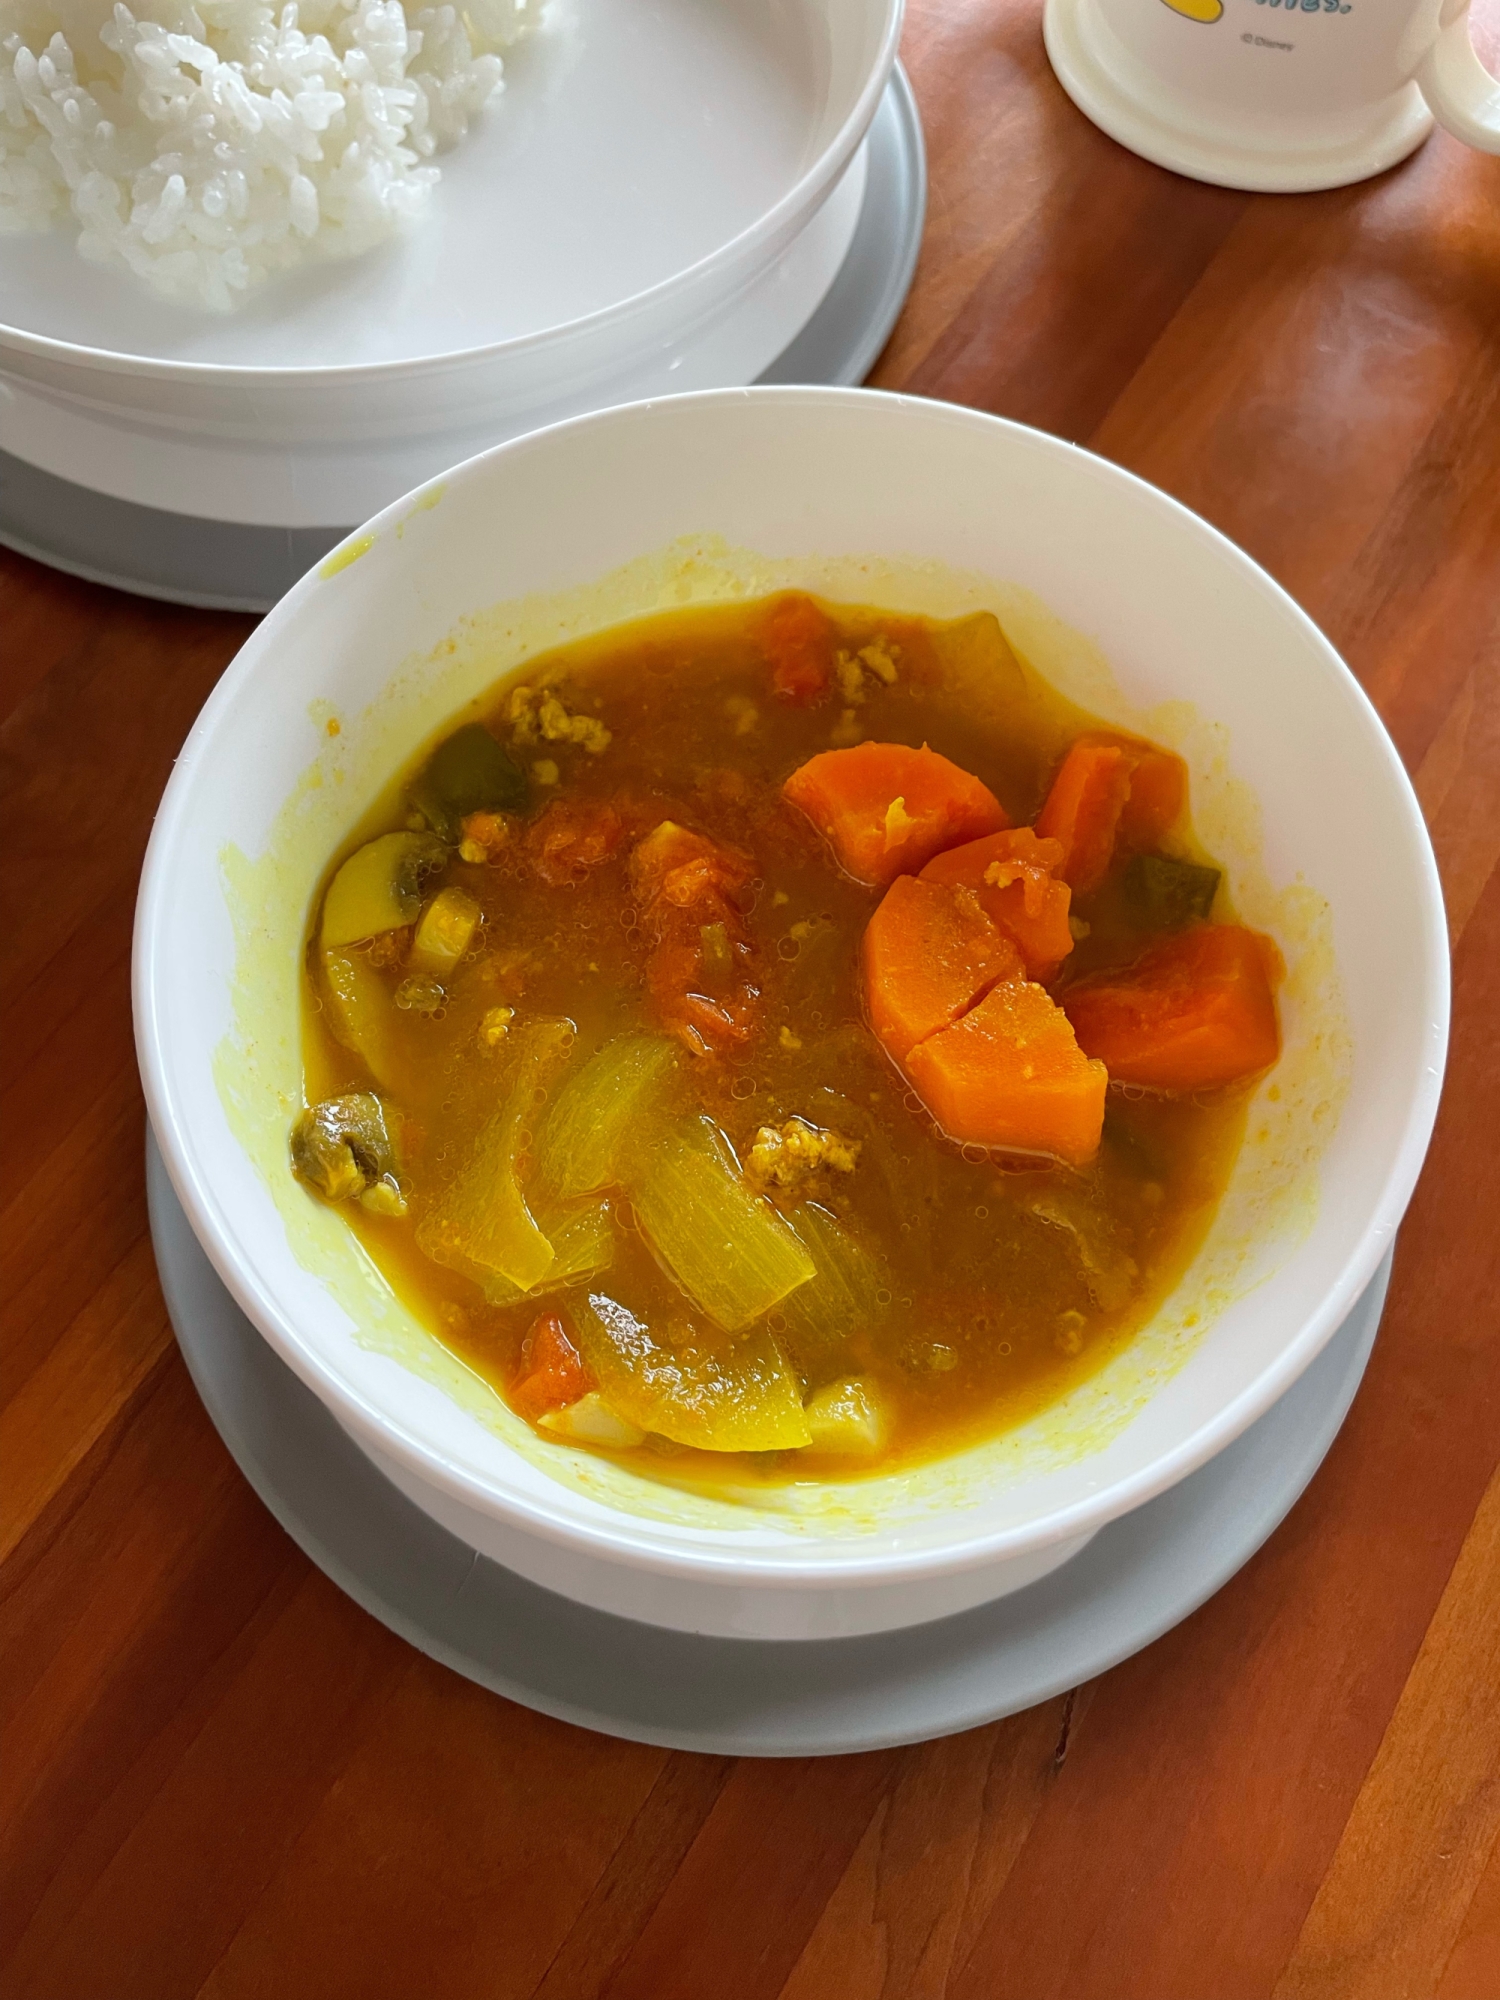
[294,595,1281,1487]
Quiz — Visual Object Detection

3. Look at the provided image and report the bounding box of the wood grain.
[1273,1458,1500,2000]
[3,3,1499,1993]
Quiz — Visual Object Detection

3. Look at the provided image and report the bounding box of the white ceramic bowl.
[0,0,900,526]
[134,387,1448,1639]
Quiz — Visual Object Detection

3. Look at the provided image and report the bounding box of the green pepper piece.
[410,722,527,837]
[1124,853,1221,930]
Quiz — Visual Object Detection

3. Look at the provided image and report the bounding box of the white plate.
[147,1127,1390,1755]
[0,149,867,524]
[0,68,924,607]
[5,0,851,367]
[0,0,902,522]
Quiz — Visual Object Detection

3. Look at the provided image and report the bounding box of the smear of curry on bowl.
[293,594,1283,1485]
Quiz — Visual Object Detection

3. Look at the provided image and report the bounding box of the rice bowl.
[0,0,905,525]
[1,0,542,310]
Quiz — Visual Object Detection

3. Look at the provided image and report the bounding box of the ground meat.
[834,635,900,705]
[744,1117,861,1191]
[506,683,612,754]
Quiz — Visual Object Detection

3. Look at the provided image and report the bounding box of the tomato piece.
[510,1311,592,1421]
[763,593,837,705]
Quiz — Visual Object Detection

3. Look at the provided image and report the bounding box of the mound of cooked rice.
[0,0,542,311]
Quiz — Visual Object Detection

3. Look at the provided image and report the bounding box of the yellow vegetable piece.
[415,1019,573,1291]
[574,1293,812,1452]
[320,945,403,1089]
[927,612,1027,736]
[535,1034,679,1199]
[629,1117,816,1334]
[408,885,481,978]
[321,832,446,947]
[481,1200,613,1307]
[1016,1178,1139,1313]
[777,1204,888,1385]
[804,1376,889,1454]
[358,1175,408,1218]
[699,921,733,979]
[538,1393,645,1448]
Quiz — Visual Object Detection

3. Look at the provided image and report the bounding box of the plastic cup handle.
[1418,0,1500,152]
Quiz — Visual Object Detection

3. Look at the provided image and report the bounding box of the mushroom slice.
[321,833,447,949]
[291,1092,397,1204]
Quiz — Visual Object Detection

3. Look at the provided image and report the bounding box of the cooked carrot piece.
[862,876,1023,1062]
[1062,923,1280,1093]
[1094,735,1187,849]
[763,593,837,706]
[905,980,1107,1165]
[510,1311,593,1421]
[1034,740,1134,895]
[920,827,1074,981]
[1036,733,1189,893]
[783,742,1009,888]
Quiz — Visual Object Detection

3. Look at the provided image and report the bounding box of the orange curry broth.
[299,596,1253,1488]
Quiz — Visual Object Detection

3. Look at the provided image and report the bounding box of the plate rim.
[0,2,905,384]
[147,1126,1389,1756]
[0,68,926,611]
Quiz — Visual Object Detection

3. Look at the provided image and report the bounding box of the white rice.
[0,0,541,311]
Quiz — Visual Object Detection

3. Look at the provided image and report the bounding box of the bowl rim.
[0,0,904,389]
[133,383,1451,1589]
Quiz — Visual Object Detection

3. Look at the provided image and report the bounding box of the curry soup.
[294,594,1279,1485]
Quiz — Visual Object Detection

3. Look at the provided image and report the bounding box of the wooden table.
[4,2,1499,1991]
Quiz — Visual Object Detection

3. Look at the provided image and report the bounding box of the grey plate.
[0,68,926,616]
[147,1129,1388,1757]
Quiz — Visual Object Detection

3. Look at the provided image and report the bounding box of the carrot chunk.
[862,876,1024,1062]
[783,742,1009,888]
[1083,733,1187,849]
[1036,734,1189,893]
[762,593,837,706]
[905,980,1108,1165]
[1062,923,1280,1093]
[1034,740,1134,895]
[510,1311,592,1421]
[920,828,1074,981]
